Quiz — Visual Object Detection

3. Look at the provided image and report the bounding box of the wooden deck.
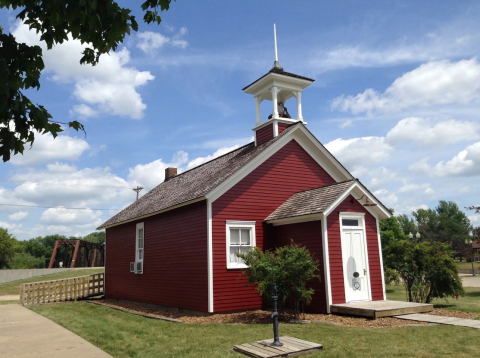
[233,336,323,358]
[330,300,433,318]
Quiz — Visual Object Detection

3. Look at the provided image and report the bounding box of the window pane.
[240,229,250,245]
[239,246,251,255]
[230,229,240,245]
[342,219,359,226]
[138,238,143,249]
[138,249,143,260]
[230,246,240,262]
[139,228,144,239]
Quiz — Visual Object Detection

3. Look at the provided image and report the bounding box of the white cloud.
[8,212,28,222]
[338,119,353,129]
[12,164,132,208]
[128,151,189,190]
[136,28,188,54]
[186,145,239,170]
[332,59,480,114]
[386,117,479,147]
[12,21,154,119]
[373,189,398,208]
[40,207,102,226]
[409,142,480,177]
[325,137,393,172]
[10,133,89,166]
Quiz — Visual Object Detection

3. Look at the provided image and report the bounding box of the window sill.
[227,263,249,270]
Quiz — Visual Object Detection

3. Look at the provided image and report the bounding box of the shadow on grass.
[464,291,480,298]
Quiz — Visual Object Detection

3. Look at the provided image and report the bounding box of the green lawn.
[386,284,480,316]
[456,262,480,270]
[30,302,480,358]
[0,268,104,296]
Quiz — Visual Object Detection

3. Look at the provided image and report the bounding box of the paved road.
[0,304,112,358]
[460,274,480,288]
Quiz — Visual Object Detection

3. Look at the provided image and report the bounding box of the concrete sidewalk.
[0,295,20,301]
[0,304,112,358]
[396,313,480,329]
[460,274,480,288]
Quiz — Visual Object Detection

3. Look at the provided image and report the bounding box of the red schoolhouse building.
[98,58,391,314]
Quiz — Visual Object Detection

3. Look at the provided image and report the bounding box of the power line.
[0,203,121,211]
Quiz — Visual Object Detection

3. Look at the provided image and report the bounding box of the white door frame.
[339,212,372,302]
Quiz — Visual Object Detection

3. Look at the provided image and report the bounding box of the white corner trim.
[321,214,332,313]
[376,217,387,300]
[207,199,214,313]
[266,213,322,226]
[225,221,256,270]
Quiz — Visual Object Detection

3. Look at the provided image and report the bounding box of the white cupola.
[243,24,314,146]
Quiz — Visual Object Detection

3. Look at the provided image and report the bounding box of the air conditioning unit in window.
[130,262,135,273]
[135,261,143,274]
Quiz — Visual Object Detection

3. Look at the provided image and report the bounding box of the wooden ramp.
[234,336,323,358]
[330,300,433,318]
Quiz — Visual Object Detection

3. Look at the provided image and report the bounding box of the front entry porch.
[330,300,433,319]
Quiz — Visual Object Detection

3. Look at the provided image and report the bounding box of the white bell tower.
[243,24,314,145]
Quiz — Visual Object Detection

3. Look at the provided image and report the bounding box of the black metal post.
[271,265,282,347]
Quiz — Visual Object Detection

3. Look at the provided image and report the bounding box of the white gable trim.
[323,181,391,219]
[206,125,353,203]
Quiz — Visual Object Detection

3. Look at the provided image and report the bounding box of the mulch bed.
[94,299,435,328]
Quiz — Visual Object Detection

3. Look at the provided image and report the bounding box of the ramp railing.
[20,273,104,305]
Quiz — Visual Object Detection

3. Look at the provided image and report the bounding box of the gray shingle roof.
[265,180,356,222]
[97,123,301,229]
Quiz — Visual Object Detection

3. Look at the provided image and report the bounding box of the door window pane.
[342,219,359,226]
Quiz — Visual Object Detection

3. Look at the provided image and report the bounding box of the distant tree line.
[0,229,105,269]
[380,200,478,303]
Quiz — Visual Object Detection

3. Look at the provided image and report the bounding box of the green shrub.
[385,239,464,303]
[238,241,320,316]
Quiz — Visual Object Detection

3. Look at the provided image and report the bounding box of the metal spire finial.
[272,24,283,71]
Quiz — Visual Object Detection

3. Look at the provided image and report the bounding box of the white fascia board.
[207,199,214,313]
[376,217,387,300]
[323,182,391,219]
[206,126,352,203]
[320,213,332,313]
[266,213,322,226]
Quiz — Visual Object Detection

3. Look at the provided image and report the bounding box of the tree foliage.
[0,0,173,162]
[8,251,45,269]
[238,241,320,317]
[384,239,464,303]
[0,227,22,268]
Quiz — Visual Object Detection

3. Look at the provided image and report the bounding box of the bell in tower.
[243,24,314,146]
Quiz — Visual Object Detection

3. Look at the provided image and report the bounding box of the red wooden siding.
[105,201,208,312]
[278,122,289,134]
[212,140,336,312]
[256,123,274,146]
[326,195,383,304]
[271,221,327,313]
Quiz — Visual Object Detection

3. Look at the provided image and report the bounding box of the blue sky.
[1,1,480,240]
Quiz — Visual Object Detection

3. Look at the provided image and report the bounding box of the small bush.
[385,239,464,303]
[238,241,320,317]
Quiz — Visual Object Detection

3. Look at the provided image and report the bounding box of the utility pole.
[133,186,143,201]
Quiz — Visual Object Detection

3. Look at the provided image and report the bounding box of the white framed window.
[226,221,256,269]
[136,222,144,262]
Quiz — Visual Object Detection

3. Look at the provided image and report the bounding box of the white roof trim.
[323,181,391,219]
[266,213,322,226]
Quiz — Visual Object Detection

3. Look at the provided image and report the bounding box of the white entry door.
[341,226,370,302]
